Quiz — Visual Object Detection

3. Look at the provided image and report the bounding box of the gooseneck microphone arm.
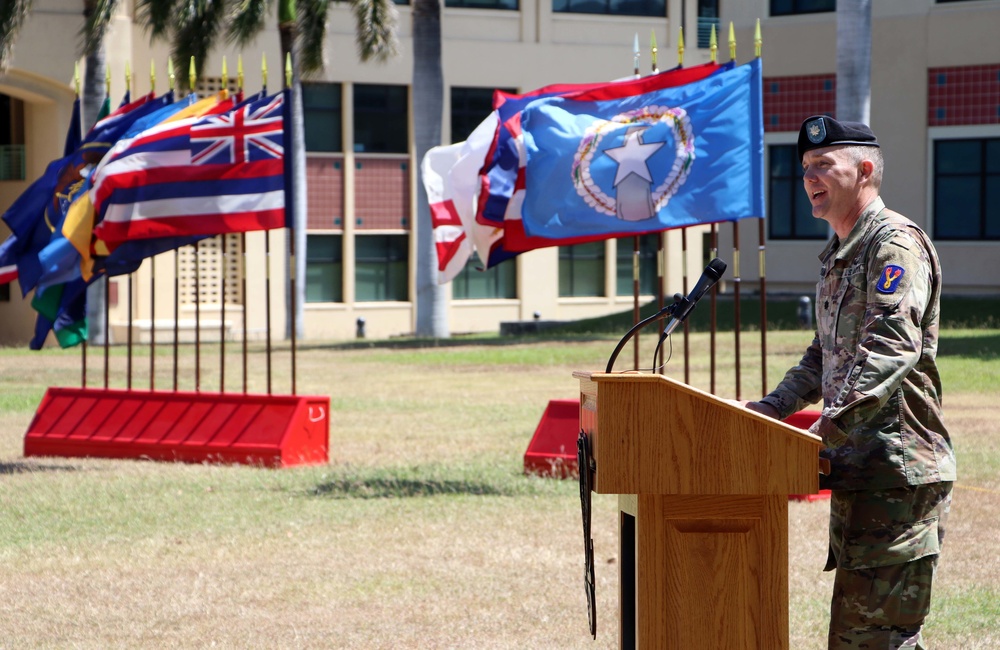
[604,258,728,373]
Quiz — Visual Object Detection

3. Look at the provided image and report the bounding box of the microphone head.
[706,257,727,281]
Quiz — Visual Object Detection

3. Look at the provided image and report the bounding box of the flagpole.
[709,224,717,395]
[263,53,273,396]
[677,28,692,384]
[125,62,134,392]
[149,60,156,391]
[103,66,111,390]
[219,58,229,394]
[286,53,297,396]
[74,63,87,390]
[755,19,768,397]
[729,22,742,400]
[631,34,641,371]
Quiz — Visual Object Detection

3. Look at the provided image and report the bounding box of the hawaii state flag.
[521,58,764,240]
[91,91,286,245]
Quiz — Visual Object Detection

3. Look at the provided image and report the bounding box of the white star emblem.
[604,127,665,187]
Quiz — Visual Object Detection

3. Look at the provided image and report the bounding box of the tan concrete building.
[1,0,998,346]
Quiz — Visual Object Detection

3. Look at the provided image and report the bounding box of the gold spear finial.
[222,56,229,92]
[125,61,131,95]
[729,22,736,61]
[188,56,196,94]
[285,52,292,88]
[237,55,244,91]
[754,18,762,58]
[262,53,268,90]
[710,24,718,63]
[150,60,155,93]
[678,26,685,67]
[168,58,175,91]
[105,65,111,97]
[74,62,80,96]
[650,30,658,74]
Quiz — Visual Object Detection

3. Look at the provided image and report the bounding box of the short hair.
[842,145,884,190]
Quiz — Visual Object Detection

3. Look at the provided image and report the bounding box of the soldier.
[744,116,957,649]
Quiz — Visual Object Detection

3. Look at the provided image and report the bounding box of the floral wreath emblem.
[571,106,695,217]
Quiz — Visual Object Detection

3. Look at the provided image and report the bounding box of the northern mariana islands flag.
[520,58,764,239]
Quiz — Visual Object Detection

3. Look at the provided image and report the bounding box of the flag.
[422,142,472,283]
[521,58,764,240]
[91,91,286,245]
[0,235,18,284]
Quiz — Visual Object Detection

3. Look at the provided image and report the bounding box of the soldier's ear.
[859,159,875,183]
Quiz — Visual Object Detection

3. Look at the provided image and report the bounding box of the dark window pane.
[446,0,517,8]
[615,234,658,296]
[306,234,343,303]
[769,179,793,239]
[302,83,342,153]
[936,140,981,174]
[986,139,1000,174]
[985,176,1000,238]
[353,84,408,153]
[555,0,664,16]
[768,144,825,240]
[560,242,605,297]
[355,235,409,301]
[454,257,517,299]
[935,177,981,239]
[451,87,513,144]
[771,0,834,15]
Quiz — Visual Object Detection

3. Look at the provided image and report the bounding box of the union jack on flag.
[191,93,284,165]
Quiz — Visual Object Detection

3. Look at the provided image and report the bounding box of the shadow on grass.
[0,461,82,475]
[937,333,1000,360]
[309,476,507,499]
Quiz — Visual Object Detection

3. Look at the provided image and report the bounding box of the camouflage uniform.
[759,197,956,649]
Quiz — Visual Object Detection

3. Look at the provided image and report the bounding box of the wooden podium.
[575,371,824,649]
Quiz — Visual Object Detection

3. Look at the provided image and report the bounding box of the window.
[768,144,827,240]
[616,234,659,296]
[933,138,1000,240]
[697,0,720,49]
[446,0,517,8]
[451,87,512,144]
[553,0,665,17]
[453,257,517,299]
[355,234,409,301]
[303,83,342,153]
[353,84,408,154]
[176,235,244,306]
[306,234,343,303]
[560,242,605,297]
[770,0,834,16]
[0,93,25,181]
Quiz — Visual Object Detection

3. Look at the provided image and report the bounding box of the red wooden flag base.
[523,398,831,502]
[24,387,329,468]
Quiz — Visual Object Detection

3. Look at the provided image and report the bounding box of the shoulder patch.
[877,264,905,294]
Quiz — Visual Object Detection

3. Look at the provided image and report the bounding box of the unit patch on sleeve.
[877,264,906,294]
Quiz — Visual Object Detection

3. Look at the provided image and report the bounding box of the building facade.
[1,0,997,345]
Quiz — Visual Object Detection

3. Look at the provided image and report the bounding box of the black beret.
[797,115,879,161]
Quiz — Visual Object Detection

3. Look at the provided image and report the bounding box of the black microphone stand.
[604,293,685,373]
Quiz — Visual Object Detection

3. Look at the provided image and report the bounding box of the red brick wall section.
[763,74,837,133]
[354,157,411,230]
[306,156,344,230]
[928,64,1000,127]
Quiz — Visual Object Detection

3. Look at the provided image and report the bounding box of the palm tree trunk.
[83,0,108,344]
[836,0,872,124]
[280,5,306,341]
[412,0,448,338]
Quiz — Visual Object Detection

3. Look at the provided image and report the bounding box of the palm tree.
[836,0,872,124]
[0,0,33,71]
[412,0,447,338]
[120,0,399,339]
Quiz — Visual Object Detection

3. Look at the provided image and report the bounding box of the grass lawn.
[0,328,997,648]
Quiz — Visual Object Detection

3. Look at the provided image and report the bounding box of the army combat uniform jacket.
[760,197,957,491]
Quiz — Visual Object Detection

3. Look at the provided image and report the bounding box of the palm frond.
[135,0,182,40]
[297,0,330,73]
[350,0,398,63]
[171,0,228,89]
[228,0,274,47]
[0,0,33,70]
[80,0,120,56]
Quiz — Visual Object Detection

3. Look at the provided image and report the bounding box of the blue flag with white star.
[520,58,764,239]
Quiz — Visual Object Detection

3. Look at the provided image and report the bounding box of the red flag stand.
[25,387,329,468]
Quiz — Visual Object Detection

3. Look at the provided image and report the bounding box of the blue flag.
[520,58,764,239]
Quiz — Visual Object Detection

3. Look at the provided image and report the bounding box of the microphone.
[661,258,727,337]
